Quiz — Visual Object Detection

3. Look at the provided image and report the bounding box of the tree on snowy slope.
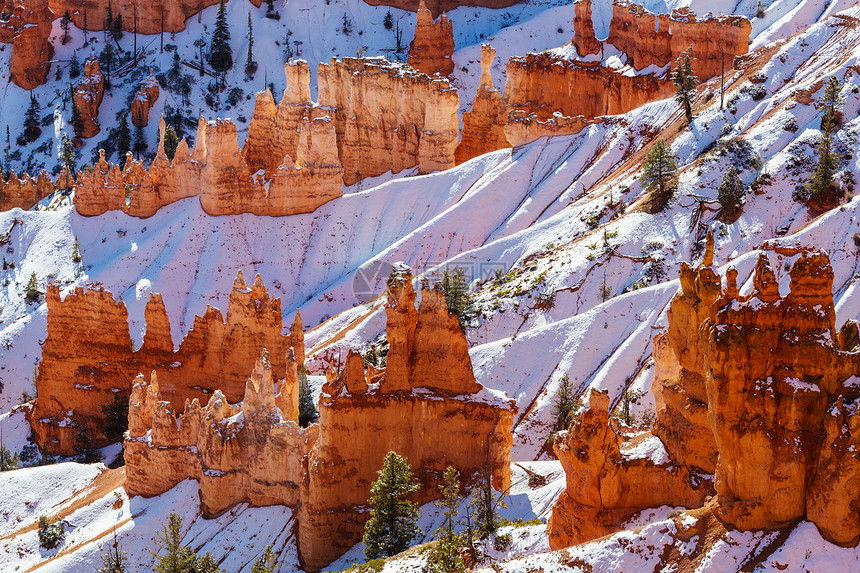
[672,48,698,124]
[640,139,678,212]
[363,452,422,559]
[22,94,41,144]
[718,165,745,218]
[209,0,233,78]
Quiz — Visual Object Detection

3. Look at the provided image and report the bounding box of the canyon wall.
[74,58,105,139]
[297,265,516,571]
[29,271,304,455]
[49,0,221,35]
[125,352,317,516]
[455,44,510,164]
[318,57,459,185]
[407,0,454,77]
[0,171,56,211]
[0,0,54,89]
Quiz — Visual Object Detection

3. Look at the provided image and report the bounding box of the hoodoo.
[408,0,455,77]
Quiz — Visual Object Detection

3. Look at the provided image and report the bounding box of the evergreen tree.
[441,267,471,329]
[133,125,147,159]
[61,133,76,175]
[99,44,114,89]
[167,52,183,92]
[363,452,422,560]
[74,424,102,463]
[70,84,83,136]
[24,272,41,303]
[384,10,393,30]
[298,366,318,427]
[162,125,180,161]
[550,375,579,431]
[71,236,82,263]
[428,466,464,573]
[614,388,644,426]
[640,139,678,210]
[23,93,41,143]
[717,165,745,216]
[821,75,844,133]
[98,530,128,573]
[192,553,224,573]
[61,10,71,45]
[251,546,278,573]
[105,1,113,36]
[38,516,66,549]
[471,464,506,539]
[83,9,89,46]
[806,132,840,200]
[117,113,132,160]
[672,48,698,124]
[209,0,233,76]
[101,393,129,442]
[150,513,195,573]
[245,12,256,74]
[112,14,123,40]
[0,434,19,471]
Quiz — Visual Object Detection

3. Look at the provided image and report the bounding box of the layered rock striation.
[74,58,105,139]
[29,271,304,455]
[49,0,221,34]
[0,171,56,211]
[408,0,455,77]
[0,0,54,89]
[455,44,510,164]
[297,265,516,570]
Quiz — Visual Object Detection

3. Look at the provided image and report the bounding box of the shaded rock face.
[407,0,454,77]
[455,44,510,164]
[701,250,860,542]
[74,58,105,139]
[29,271,305,455]
[318,57,460,185]
[0,171,56,211]
[297,265,516,571]
[0,0,54,90]
[130,70,160,128]
[125,352,317,516]
[546,388,711,550]
[49,0,221,34]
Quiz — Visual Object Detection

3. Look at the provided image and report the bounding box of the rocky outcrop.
[572,0,600,57]
[408,0,455,77]
[546,388,711,550]
[130,70,160,128]
[49,0,220,34]
[297,264,516,570]
[605,1,751,80]
[0,0,54,89]
[455,45,510,164]
[125,352,317,516]
[73,58,105,139]
[318,57,459,185]
[362,0,519,18]
[0,171,56,211]
[29,271,305,455]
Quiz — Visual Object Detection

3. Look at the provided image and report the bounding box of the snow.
[621,434,671,465]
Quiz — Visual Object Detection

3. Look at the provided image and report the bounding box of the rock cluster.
[297,265,516,570]
[455,45,510,164]
[0,0,54,89]
[0,171,57,211]
[549,233,860,549]
[50,0,221,34]
[125,351,316,516]
[408,0,455,77]
[130,70,160,128]
[29,271,304,455]
[73,58,105,139]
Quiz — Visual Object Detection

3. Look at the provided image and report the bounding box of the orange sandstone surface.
[455,44,510,164]
[0,171,58,211]
[408,0,455,77]
[29,271,304,455]
[0,0,54,90]
[73,58,105,140]
[49,0,221,34]
[130,70,160,128]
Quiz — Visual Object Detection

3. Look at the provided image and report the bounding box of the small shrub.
[24,272,41,303]
[493,532,513,551]
[717,165,746,217]
[38,516,66,549]
[783,116,799,132]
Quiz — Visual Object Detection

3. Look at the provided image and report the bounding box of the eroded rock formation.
[362,0,519,18]
[29,271,305,455]
[297,265,516,570]
[0,0,54,89]
[408,0,455,77]
[455,44,510,163]
[49,0,221,34]
[0,171,56,211]
[125,352,317,516]
[318,57,459,185]
[74,58,105,139]
[131,70,160,128]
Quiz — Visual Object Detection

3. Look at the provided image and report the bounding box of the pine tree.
[23,94,41,143]
[98,530,128,573]
[133,125,147,159]
[441,267,471,330]
[61,133,76,175]
[363,452,422,560]
[384,10,393,30]
[61,10,71,45]
[428,467,464,573]
[209,0,233,76]
[167,52,183,92]
[717,165,745,216]
[71,236,82,263]
[640,139,678,211]
[162,125,180,161]
[251,546,278,573]
[112,14,123,40]
[298,366,318,427]
[101,393,129,442]
[471,464,506,539]
[192,553,224,572]
[83,9,89,46]
[0,432,19,471]
[245,12,256,75]
[74,424,102,463]
[117,113,132,160]
[550,375,579,431]
[150,513,195,573]
[806,132,840,200]
[70,84,84,137]
[24,272,40,303]
[99,44,114,89]
[821,75,844,133]
[672,48,698,124]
